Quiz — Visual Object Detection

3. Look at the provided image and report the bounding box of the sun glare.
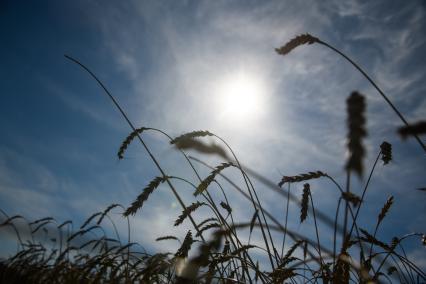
[215,72,266,124]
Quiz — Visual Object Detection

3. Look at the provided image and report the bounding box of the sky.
[1,0,425,271]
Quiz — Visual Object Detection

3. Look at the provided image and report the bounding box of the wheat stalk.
[345,91,367,178]
[378,196,394,225]
[380,141,392,165]
[155,236,179,242]
[174,202,206,227]
[124,176,169,217]
[300,183,310,223]
[118,127,149,159]
[195,162,234,197]
[275,33,319,55]
[173,138,228,158]
[398,121,426,140]
[196,223,221,237]
[219,201,232,215]
[97,204,120,225]
[341,192,361,207]
[278,171,327,187]
[170,130,214,144]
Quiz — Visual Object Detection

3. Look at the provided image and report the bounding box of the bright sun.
[216,72,265,123]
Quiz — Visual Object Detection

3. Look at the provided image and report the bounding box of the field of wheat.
[0,33,425,283]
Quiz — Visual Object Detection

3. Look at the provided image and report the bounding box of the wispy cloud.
[1,0,425,275]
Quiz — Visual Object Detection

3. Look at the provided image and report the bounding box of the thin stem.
[342,171,351,248]
[348,151,381,239]
[317,40,426,153]
[389,254,410,284]
[398,243,416,283]
[308,191,323,267]
[280,183,291,257]
[333,197,342,267]
[214,134,277,269]
[240,169,280,266]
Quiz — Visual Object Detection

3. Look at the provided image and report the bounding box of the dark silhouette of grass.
[0,35,425,283]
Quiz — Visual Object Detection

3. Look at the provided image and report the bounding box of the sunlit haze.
[215,71,267,125]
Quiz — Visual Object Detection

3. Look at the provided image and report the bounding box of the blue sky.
[1,0,425,270]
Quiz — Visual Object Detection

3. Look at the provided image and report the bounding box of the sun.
[215,72,266,123]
